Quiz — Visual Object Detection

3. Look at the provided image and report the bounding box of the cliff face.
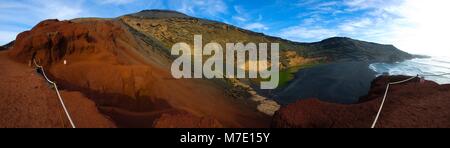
[8,19,270,128]
[4,10,418,128]
[272,76,450,128]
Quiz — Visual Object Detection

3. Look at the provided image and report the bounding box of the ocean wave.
[369,57,450,84]
[411,59,450,70]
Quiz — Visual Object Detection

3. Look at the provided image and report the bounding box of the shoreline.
[272,61,377,105]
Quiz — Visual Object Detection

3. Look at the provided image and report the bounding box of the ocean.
[369,56,450,84]
[270,56,450,105]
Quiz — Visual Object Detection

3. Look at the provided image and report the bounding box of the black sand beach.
[275,62,377,105]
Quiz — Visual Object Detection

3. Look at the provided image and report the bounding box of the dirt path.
[0,51,115,128]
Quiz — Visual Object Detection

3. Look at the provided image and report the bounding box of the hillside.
[120,10,412,66]
[8,19,270,128]
[303,37,413,63]
[2,10,417,128]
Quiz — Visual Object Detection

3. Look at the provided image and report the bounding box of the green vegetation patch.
[251,61,322,89]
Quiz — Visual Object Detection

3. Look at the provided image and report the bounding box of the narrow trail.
[371,73,450,128]
[371,75,418,128]
[0,51,115,128]
[0,51,71,127]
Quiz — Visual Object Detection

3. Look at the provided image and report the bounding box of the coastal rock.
[305,37,413,63]
[272,76,450,128]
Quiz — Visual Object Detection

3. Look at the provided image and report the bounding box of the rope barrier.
[33,59,76,128]
[371,75,417,128]
[371,72,450,128]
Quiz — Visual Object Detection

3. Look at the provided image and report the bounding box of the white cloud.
[244,23,269,31]
[338,0,449,55]
[339,18,373,32]
[170,0,227,17]
[344,0,394,11]
[335,0,450,56]
[232,16,247,22]
[256,14,263,21]
[317,1,339,7]
[286,0,449,56]
[1,0,85,21]
[296,0,318,7]
[387,0,450,56]
[232,5,250,23]
[44,2,84,20]
[231,5,269,32]
[35,0,85,20]
[0,31,17,45]
[233,5,245,14]
[0,0,87,44]
[297,0,341,14]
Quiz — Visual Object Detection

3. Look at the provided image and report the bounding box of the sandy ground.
[0,51,115,128]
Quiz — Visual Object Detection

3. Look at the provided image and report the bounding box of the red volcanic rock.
[272,76,450,128]
[8,19,270,128]
[9,19,141,66]
[0,52,114,128]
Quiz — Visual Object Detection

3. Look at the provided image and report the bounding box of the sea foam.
[369,56,450,84]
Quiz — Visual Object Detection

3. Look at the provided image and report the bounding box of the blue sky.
[1,0,449,55]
